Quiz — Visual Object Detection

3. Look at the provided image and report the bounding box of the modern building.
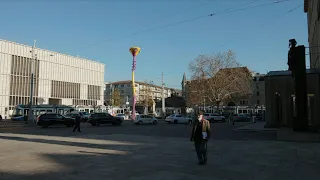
[0,39,105,118]
[304,0,320,68]
[104,80,173,107]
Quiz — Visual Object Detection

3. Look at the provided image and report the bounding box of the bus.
[11,104,75,121]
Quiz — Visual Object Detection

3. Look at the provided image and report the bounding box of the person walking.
[229,112,235,127]
[73,114,81,132]
[190,111,211,165]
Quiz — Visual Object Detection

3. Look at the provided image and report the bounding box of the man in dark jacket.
[190,111,211,165]
[73,115,81,132]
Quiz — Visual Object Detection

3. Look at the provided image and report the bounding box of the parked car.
[116,113,126,120]
[165,114,192,124]
[36,113,75,128]
[203,113,226,123]
[65,112,91,122]
[88,113,123,126]
[133,115,158,125]
[234,114,250,122]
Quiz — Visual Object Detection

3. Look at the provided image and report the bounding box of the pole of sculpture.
[129,47,141,120]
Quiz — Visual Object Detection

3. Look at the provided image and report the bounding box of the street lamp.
[28,40,37,123]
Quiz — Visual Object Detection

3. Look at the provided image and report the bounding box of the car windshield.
[117,114,125,116]
[82,112,89,115]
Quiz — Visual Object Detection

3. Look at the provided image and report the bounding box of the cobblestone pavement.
[0,132,320,180]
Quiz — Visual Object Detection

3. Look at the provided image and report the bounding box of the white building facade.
[0,39,105,117]
[104,81,172,106]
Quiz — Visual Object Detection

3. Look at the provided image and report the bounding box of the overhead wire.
[216,3,303,48]
[130,0,220,30]
[72,0,291,51]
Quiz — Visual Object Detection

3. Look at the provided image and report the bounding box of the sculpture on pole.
[129,46,141,120]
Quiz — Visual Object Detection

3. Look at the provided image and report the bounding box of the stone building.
[264,70,320,129]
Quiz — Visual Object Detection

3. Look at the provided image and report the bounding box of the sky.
[0,0,307,89]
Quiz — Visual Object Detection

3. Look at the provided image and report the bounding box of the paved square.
[0,132,320,180]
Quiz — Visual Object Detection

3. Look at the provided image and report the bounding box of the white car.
[203,113,226,122]
[133,115,158,125]
[165,114,192,124]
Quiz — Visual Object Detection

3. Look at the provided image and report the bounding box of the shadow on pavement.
[0,151,215,180]
[0,134,140,152]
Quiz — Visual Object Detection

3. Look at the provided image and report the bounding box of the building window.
[240,100,248,105]
[256,91,260,96]
[120,84,124,88]
[257,100,260,105]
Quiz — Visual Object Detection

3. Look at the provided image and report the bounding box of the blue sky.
[0,0,307,89]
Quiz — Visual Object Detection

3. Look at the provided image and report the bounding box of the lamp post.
[28,40,37,123]
[129,46,141,120]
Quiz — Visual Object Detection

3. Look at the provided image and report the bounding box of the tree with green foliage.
[112,88,122,106]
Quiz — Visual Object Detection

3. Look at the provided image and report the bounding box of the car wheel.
[91,122,96,126]
[152,120,158,125]
[138,121,143,125]
[174,120,178,124]
[211,118,215,123]
[188,120,192,124]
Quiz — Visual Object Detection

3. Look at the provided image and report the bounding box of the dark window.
[257,100,260,105]
[256,91,260,96]
[120,85,124,87]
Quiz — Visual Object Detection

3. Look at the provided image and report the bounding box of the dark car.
[88,113,122,126]
[36,113,75,128]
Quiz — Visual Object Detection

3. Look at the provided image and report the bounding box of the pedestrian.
[230,112,235,127]
[73,114,81,132]
[190,111,211,165]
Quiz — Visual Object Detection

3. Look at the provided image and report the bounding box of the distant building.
[104,80,173,107]
[155,95,187,116]
[249,73,266,107]
[181,67,253,107]
[304,0,320,68]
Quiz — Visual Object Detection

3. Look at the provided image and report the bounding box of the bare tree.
[140,82,154,114]
[187,50,252,110]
